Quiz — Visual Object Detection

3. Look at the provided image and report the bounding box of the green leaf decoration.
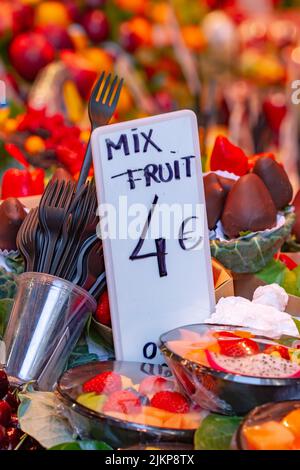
[194,414,241,450]
[18,391,76,449]
[256,259,287,285]
[0,298,14,337]
[210,210,295,273]
[49,440,112,451]
[67,342,99,370]
[5,253,25,274]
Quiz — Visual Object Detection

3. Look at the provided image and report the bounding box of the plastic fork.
[76,71,124,191]
[17,208,39,271]
[37,180,75,272]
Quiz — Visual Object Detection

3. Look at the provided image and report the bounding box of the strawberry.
[150,391,189,414]
[218,338,260,357]
[95,290,111,326]
[102,390,141,414]
[264,345,290,360]
[82,371,122,395]
[138,376,174,396]
[210,135,249,177]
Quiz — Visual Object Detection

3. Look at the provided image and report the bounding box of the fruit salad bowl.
[56,361,207,449]
[236,400,300,450]
[160,324,300,416]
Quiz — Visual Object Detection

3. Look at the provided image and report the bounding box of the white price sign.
[91,110,215,363]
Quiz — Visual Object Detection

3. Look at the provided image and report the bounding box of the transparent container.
[4,272,96,391]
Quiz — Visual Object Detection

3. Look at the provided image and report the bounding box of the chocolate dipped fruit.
[204,173,227,230]
[221,174,277,239]
[216,175,236,195]
[253,157,293,210]
[0,198,27,251]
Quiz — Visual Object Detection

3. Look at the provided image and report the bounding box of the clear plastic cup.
[4,272,97,391]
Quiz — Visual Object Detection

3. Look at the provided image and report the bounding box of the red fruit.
[210,136,249,176]
[155,91,174,113]
[247,152,276,171]
[263,96,287,135]
[60,51,97,99]
[95,291,111,326]
[264,345,290,361]
[0,400,11,427]
[103,390,141,414]
[9,33,55,81]
[218,338,260,358]
[138,376,174,396]
[150,391,189,414]
[12,4,34,34]
[0,371,8,400]
[275,253,298,271]
[120,23,141,52]
[37,25,74,50]
[83,371,122,394]
[82,10,109,43]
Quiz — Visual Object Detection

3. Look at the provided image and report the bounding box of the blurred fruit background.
[1,0,300,197]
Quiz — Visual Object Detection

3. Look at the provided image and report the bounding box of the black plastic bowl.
[160,324,300,416]
[56,361,199,449]
[236,400,300,450]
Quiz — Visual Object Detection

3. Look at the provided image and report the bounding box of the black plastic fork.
[76,71,124,192]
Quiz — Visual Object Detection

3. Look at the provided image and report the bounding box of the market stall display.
[1,0,300,455]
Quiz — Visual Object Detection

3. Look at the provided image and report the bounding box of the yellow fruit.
[81,48,113,73]
[35,2,70,27]
[24,135,45,154]
[69,26,88,51]
[117,87,133,114]
[150,2,169,24]
[243,421,295,450]
[63,80,84,124]
[3,118,18,133]
[80,130,90,144]
[115,0,148,15]
[181,25,206,52]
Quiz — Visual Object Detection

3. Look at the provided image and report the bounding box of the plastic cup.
[4,272,96,391]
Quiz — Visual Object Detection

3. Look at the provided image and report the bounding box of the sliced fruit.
[82,371,122,395]
[264,345,290,360]
[150,391,189,414]
[103,390,141,415]
[138,376,174,396]
[76,392,106,412]
[205,351,300,378]
[282,409,300,437]
[217,337,260,358]
[243,421,295,450]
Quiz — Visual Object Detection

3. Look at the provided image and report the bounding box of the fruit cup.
[4,272,96,391]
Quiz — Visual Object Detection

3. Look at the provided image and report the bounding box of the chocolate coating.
[216,175,236,195]
[0,198,27,251]
[292,190,300,242]
[204,173,227,230]
[253,157,293,210]
[221,174,277,239]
